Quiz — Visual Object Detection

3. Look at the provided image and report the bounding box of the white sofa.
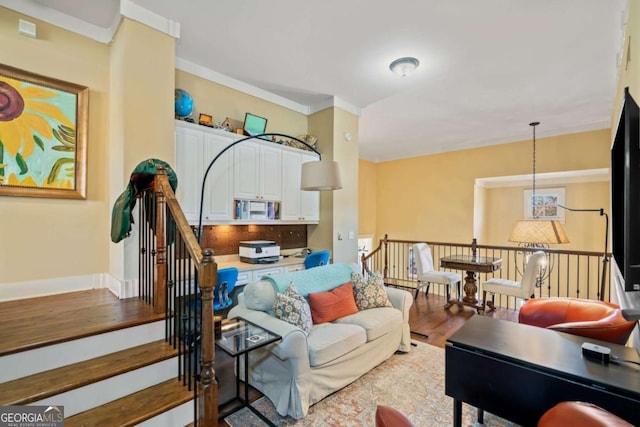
[227,263,413,419]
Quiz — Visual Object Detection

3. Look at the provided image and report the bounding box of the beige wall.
[612,0,640,132]
[307,107,360,264]
[0,8,111,284]
[373,128,611,248]
[483,181,609,252]
[175,70,307,137]
[110,18,176,281]
[358,159,377,238]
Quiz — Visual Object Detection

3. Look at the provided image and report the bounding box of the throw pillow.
[273,283,312,335]
[351,271,392,310]
[308,282,359,324]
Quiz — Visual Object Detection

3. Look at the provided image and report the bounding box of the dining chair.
[304,250,330,269]
[412,243,461,302]
[482,250,546,312]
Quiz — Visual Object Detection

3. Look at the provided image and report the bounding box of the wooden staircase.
[0,288,196,426]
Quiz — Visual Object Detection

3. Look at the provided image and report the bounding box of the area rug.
[225,342,519,426]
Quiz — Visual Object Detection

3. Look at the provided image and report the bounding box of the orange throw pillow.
[308,282,359,324]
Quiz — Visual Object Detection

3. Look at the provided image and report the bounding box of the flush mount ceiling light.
[389,57,419,77]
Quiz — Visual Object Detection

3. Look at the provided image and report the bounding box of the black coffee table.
[445,315,640,426]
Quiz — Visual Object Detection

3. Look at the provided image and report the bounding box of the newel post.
[199,248,218,426]
[154,170,167,314]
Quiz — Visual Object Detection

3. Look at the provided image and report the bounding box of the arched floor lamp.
[197,133,342,242]
[557,204,609,301]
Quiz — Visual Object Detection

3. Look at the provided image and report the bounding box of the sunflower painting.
[0,64,88,199]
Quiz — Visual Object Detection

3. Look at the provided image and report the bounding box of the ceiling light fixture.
[389,57,419,77]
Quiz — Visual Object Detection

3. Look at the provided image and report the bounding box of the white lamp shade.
[301,160,342,191]
[509,220,570,245]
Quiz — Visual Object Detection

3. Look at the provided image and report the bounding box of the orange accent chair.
[518,298,637,345]
[375,405,415,427]
[538,401,634,427]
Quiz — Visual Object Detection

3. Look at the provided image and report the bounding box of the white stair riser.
[137,401,194,427]
[32,357,180,417]
[0,321,165,383]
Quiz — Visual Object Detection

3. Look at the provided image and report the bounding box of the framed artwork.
[524,187,565,222]
[198,113,213,127]
[0,64,88,199]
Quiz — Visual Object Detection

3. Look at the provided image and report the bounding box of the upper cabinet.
[233,141,282,201]
[281,150,319,222]
[174,120,318,225]
[175,121,234,223]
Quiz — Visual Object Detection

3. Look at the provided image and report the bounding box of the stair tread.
[65,379,194,427]
[0,289,165,356]
[0,340,179,405]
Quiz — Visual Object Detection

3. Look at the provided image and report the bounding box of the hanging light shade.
[509,220,570,245]
[509,122,570,246]
[301,160,342,191]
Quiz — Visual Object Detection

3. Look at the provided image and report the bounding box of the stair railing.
[137,168,218,426]
[362,234,611,305]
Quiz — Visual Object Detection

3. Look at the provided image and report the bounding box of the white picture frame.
[524,187,565,222]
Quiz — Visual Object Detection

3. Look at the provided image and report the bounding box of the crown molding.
[475,168,609,189]
[309,97,361,117]
[121,0,180,39]
[0,0,113,43]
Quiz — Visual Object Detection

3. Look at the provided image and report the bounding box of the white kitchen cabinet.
[174,121,234,223]
[281,150,319,222]
[234,140,282,201]
[285,263,305,273]
[251,266,283,281]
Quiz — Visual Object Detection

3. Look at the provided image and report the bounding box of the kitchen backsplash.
[198,224,307,256]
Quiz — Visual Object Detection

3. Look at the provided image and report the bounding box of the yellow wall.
[484,181,609,252]
[612,0,640,131]
[358,159,377,238]
[0,9,311,288]
[175,70,307,137]
[373,128,611,247]
[0,8,111,283]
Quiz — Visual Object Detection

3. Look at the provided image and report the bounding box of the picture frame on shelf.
[199,113,213,127]
[243,112,268,139]
[0,63,88,199]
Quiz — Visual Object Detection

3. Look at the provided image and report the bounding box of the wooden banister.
[154,171,218,426]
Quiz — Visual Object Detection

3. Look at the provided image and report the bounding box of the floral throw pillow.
[351,271,392,310]
[274,282,312,335]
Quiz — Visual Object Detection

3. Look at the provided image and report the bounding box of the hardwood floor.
[408,292,519,348]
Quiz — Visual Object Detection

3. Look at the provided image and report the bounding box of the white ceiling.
[7,0,628,162]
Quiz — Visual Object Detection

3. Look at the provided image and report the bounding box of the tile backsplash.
[199,224,307,255]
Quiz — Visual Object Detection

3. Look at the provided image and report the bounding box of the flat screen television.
[611,87,640,291]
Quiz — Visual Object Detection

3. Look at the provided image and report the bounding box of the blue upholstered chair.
[213,267,239,311]
[304,250,330,269]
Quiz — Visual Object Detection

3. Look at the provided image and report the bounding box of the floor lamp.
[197,133,342,242]
[557,204,609,301]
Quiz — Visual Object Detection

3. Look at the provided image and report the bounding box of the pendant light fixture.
[509,122,569,282]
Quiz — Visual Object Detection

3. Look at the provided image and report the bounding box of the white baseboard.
[0,273,141,302]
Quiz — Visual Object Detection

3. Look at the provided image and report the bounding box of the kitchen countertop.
[216,254,306,272]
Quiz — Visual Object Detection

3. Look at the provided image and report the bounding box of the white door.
[299,152,320,222]
[259,144,282,201]
[280,150,301,220]
[175,125,204,222]
[233,141,260,199]
[203,133,234,221]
